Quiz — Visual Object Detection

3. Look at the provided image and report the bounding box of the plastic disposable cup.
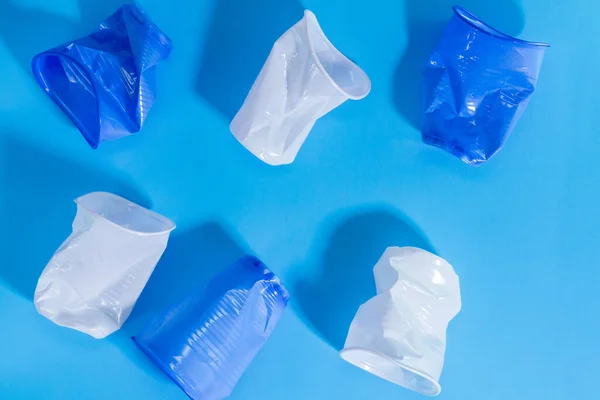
[31,4,172,148]
[133,255,289,400]
[34,192,175,339]
[230,10,371,165]
[340,247,461,396]
[422,6,549,165]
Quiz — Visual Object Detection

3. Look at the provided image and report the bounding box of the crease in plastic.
[133,255,289,400]
[31,4,172,148]
[422,6,549,165]
[230,10,371,165]
[34,192,175,339]
[340,247,461,396]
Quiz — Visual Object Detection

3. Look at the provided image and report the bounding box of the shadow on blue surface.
[0,0,125,75]
[196,0,304,121]
[121,220,249,336]
[393,0,525,130]
[0,134,150,300]
[294,206,434,350]
[110,221,248,376]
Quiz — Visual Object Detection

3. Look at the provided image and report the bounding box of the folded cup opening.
[304,10,371,100]
[31,53,102,148]
[453,6,549,48]
[340,347,441,396]
[75,192,175,235]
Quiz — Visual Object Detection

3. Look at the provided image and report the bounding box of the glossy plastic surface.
[133,255,289,400]
[31,4,172,148]
[230,10,371,165]
[34,192,175,339]
[422,6,548,165]
[340,247,461,396]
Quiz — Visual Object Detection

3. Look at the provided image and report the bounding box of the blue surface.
[0,1,597,400]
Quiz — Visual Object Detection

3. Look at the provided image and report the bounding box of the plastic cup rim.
[31,51,104,148]
[303,10,371,100]
[340,346,442,396]
[75,192,176,236]
[452,6,550,48]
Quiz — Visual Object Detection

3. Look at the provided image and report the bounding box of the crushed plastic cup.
[133,255,289,400]
[422,6,549,165]
[31,4,172,148]
[34,192,175,339]
[230,10,371,165]
[340,247,461,396]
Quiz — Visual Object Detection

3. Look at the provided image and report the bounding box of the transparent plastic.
[230,10,371,165]
[423,6,549,165]
[31,4,172,148]
[34,192,175,339]
[340,247,461,396]
[133,255,289,400]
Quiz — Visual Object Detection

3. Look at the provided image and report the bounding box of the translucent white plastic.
[340,247,461,396]
[34,192,175,339]
[230,10,371,165]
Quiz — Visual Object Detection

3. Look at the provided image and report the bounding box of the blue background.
[0,0,597,399]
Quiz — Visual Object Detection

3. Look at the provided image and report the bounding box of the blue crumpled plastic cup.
[31,4,172,148]
[422,6,549,165]
[133,255,289,400]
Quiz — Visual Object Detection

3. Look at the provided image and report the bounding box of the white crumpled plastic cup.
[340,247,461,396]
[230,10,371,165]
[34,192,175,339]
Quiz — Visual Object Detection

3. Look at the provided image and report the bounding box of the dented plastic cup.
[423,6,549,164]
[133,255,289,400]
[31,4,172,148]
[230,10,371,165]
[34,192,175,339]
[340,247,461,396]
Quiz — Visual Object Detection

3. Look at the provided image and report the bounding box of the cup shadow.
[110,221,249,375]
[0,134,150,300]
[0,0,126,75]
[293,206,434,351]
[195,0,304,121]
[393,0,525,130]
[120,221,249,336]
